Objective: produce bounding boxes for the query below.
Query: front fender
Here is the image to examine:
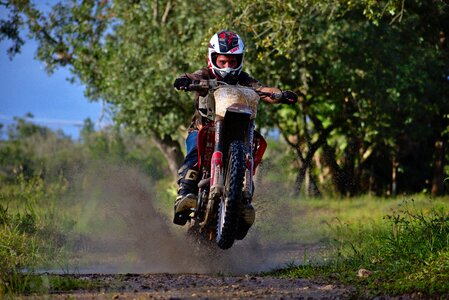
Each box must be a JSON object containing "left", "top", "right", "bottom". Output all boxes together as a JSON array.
[
  {"left": 226, "top": 103, "right": 253, "bottom": 117},
  {"left": 224, "top": 105, "right": 252, "bottom": 142}
]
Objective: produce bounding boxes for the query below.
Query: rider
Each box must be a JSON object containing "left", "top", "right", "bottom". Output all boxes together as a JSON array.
[{"left": 173, "top": 30, "right": 297, "bottom": 226}]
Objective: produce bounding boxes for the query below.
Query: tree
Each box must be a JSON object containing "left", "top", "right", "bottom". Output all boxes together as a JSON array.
[
  {"left": 3, "top": 0, "right": 448, "bottom": 195},
  {"left": 1, "top": 0, "right": 231, "bottom": 179},
  {"left": 229, "top": 0, "right": 449, "bottom": 195}
]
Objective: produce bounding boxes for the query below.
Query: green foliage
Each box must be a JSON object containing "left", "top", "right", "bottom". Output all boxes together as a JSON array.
[
  {"left": 3, "top": 0, "right": 230, "bottom": 137},
  {"left": 0, "top": 118, "right": 172, "bottom": 294},
  {"left": 0, "top": 116, "right": 78, "bottom": 182},
  {"left": 0, "top": 172, "right": 72, "bottom": 295},
  {"left": 273, "top": 198, "right": 449, "bottom": 297},
  {"left": 1, "top": 0, "right": 448, "bottom": 194},
  {"left": 9, "top": 274, "right": 101, "bottom": 294},
  {"left": 0, "top": 0, "right": 24, "bottom": 58},
  {"left": 0, "top": 224, "right": 40, "bottom": 294},
  {"left": 383, "top": 201, "right": 449, "bottom": 262},
  {"left": 2, "top": 273, "right": 101, "bottom": 295},
  {"left": 0, "top": 118, "right": 169, "bottom": 183},
  {"left": 229, "top": 0, "right": 449, "bottom": 196},
  {"left": 336, "top": 200, "right": 449, "bottom": 296}
]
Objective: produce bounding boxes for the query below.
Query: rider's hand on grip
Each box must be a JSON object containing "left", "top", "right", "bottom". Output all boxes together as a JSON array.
[
  {"left": 280, "top": 90, "right": 298, "bottom": 105},
  {"left": 174, "top": 77, "right": 192, "bottom": 90}
]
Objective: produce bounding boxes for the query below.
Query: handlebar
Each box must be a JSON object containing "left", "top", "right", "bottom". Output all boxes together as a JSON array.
[
  {"left": 258, "top": 91, "right": 283, "bottom": 101},
  {"left": 183, "top": 79, "right": 223, "bottom": 92},
  {"left": 183, "top": 80, "right": 283, "bottom": 101},
  {"left": 185, "top": 83, "right": 208, "bottom": 92}
]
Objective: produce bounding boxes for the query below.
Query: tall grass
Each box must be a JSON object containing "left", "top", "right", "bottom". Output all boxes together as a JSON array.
[
  {"left": 272, "top": 197, "right": 449, "bottom": 297},
  {"left": 0, "top": 173, "right": 73, "bottom": 295},
  {"left": 0, "top": 208, "right": 40, "bottom": 294}
]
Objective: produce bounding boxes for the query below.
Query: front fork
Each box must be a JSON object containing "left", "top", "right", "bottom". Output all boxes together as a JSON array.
[
  {"left": 209, "top": 119, "right": 254, "bottom": 202},
  {"left": 210, "top": 119, "right": 225, "bottom": 199},
  {"left": 200, "top": 120, "right": 224, "bottom": 228},
  {"left": 243, "top": 120, "right": 255, "bottom": 202}
]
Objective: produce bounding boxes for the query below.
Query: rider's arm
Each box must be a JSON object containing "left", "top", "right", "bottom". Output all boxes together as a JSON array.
[
  {"left": 258, "top": 87, "right": 299, "bottom": 105},
  {"left": 239, "top": 73, "right": 281, "bottom": 104},
  {"left": 257, "top": 87, "right": 283, "bottom": 104},
  {"left": 174, "top": 68, "right": 210, "bottom": 96},
  {"left": 177, "top": 68, "right": 209, "bottom": 82},
  {"left": 240, "top": 72, "right": 290, "bottom": 104}
]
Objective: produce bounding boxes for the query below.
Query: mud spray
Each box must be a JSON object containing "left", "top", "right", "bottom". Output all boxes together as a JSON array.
[{"left": 64, "top": 162, "right": 320, "bottom": 275}]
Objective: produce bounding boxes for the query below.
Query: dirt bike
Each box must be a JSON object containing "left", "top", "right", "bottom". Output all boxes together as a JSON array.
[{"left": 181, "top": 79, "right": 283, "bottom": 250}]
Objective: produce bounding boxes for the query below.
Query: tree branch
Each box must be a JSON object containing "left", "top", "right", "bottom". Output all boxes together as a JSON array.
[
  {"left": 161, "top": 0, "right": 172, "bottom": 24},
  {"left": 153, "top": 0, "right": 159, "bottom": 24}
]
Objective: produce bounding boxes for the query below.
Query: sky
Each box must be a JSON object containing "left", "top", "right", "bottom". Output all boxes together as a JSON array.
[
  {"left": 0, "top": 4, "right": 105, "bottom": 140},
  {"left": 0, "top": 39, "right": 105, "bottom": 140}
]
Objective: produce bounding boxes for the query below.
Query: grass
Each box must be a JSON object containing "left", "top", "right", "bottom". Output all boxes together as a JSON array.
[
  {"left": 29, "top": 275, "right": 101, "bottom": 294},
  {"left": 155, "top": 177, "right": 449, "bottom": 298},
  {"left": 254, "top": 193, "right": 406, "bottom": 244},
  {"left": 267, "top": 196, "right": 449, "bottom": 298},
  {"left": 172, "top": 173, "right": 449, "bottom": 296},
  {"left": 0, "top": 174, "right": 76, "bottom": 296},
  {"left": 2, "top": 167, "right": 449, "bottom": 298}
]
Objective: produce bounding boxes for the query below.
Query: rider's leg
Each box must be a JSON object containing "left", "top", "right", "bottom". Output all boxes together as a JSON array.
[
  {"left": 241, "top": 131, "right": 265, "bottom": 228},
  {"left": 173, "top": 130, "right": 200, "bottom": 225}
]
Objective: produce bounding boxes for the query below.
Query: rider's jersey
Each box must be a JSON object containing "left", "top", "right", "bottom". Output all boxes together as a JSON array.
[{"left": 180, "top": 67, "right": 262, "bottom": 130}]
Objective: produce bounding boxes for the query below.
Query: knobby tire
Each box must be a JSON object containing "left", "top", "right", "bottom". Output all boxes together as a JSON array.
[{"left": 216, "top": 140, "right": 245, "bottom": 249}]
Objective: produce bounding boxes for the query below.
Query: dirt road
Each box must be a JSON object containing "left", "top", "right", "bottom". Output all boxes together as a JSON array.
[
  {"left": 41, "top": 273, "right": 355, "bottom": 299},
  {"left": 34, "top": 242, "right": 356, "bottom": 299},
  {"left": 41, "top": 167, "right": 356, "bottom": 298}
]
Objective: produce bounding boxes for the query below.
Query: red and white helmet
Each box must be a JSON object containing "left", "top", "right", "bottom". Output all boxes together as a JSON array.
[{"left": 208, "top": 30, "right": 245, "bottom": 81}]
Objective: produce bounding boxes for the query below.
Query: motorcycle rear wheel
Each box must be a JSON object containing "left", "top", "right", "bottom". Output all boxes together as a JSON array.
[{"left": 216, "top": 140, "right": 245, "bottom": 249}]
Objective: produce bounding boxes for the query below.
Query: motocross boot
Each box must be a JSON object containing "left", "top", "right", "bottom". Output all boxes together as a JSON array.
[
  {"left": 236, "top": 201, "right": 256, "bottom": 240},
  {"left": 241, "top": 203, "right": 256, "bottom": 226},
  {"left": 173, "top": 167, "right": 199, "bottom": 226}
]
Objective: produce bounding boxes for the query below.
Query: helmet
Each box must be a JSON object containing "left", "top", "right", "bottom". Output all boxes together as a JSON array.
[{"left": 208, "top": 30, "right": 245, "bottom": 82}]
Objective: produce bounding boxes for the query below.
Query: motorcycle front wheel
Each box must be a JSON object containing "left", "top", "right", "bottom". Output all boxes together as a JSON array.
[{"left": 216, "top": 140, "right": 246, "bottom": 249}]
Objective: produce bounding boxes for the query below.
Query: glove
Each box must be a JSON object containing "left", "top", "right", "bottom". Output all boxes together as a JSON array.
[
  {"left": 280, "top": 90, "right": 298, "bottom": 105},
  {"left": 173, "top": 77, "right": 192, "bottom": 90}
]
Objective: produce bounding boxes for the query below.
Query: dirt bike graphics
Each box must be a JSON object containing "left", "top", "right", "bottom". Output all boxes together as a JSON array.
[{"left": 186, "top": 81, "right": 272, "bottom": 249}]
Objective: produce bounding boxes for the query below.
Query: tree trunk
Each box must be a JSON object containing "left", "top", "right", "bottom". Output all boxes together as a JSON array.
[
  {"left": 431, "top": 139, "right": 445, "bottom": 196},
  {"left": 306, "top": 167, "right": 321, "bottom": 197},
  {"left": 293, "top": 145, "right": 322, "bottom": 197},
  {"left": 294, "top": 160, "right": 322, "bottom": 198},
  {"left": 392, "top": 156, "right": 398, "bottom": 196},
  {"left": 342, "top": 137, "right": 358, "bottom": 196},
  {"left": 322, "top": 143, "right": 348, "bottom": 196},
  {"left": 293, "top": 161, "right": 307, "bottom": 196},
  {"left": 152, "top": 134, "right": 184, "bottom": 181}
]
